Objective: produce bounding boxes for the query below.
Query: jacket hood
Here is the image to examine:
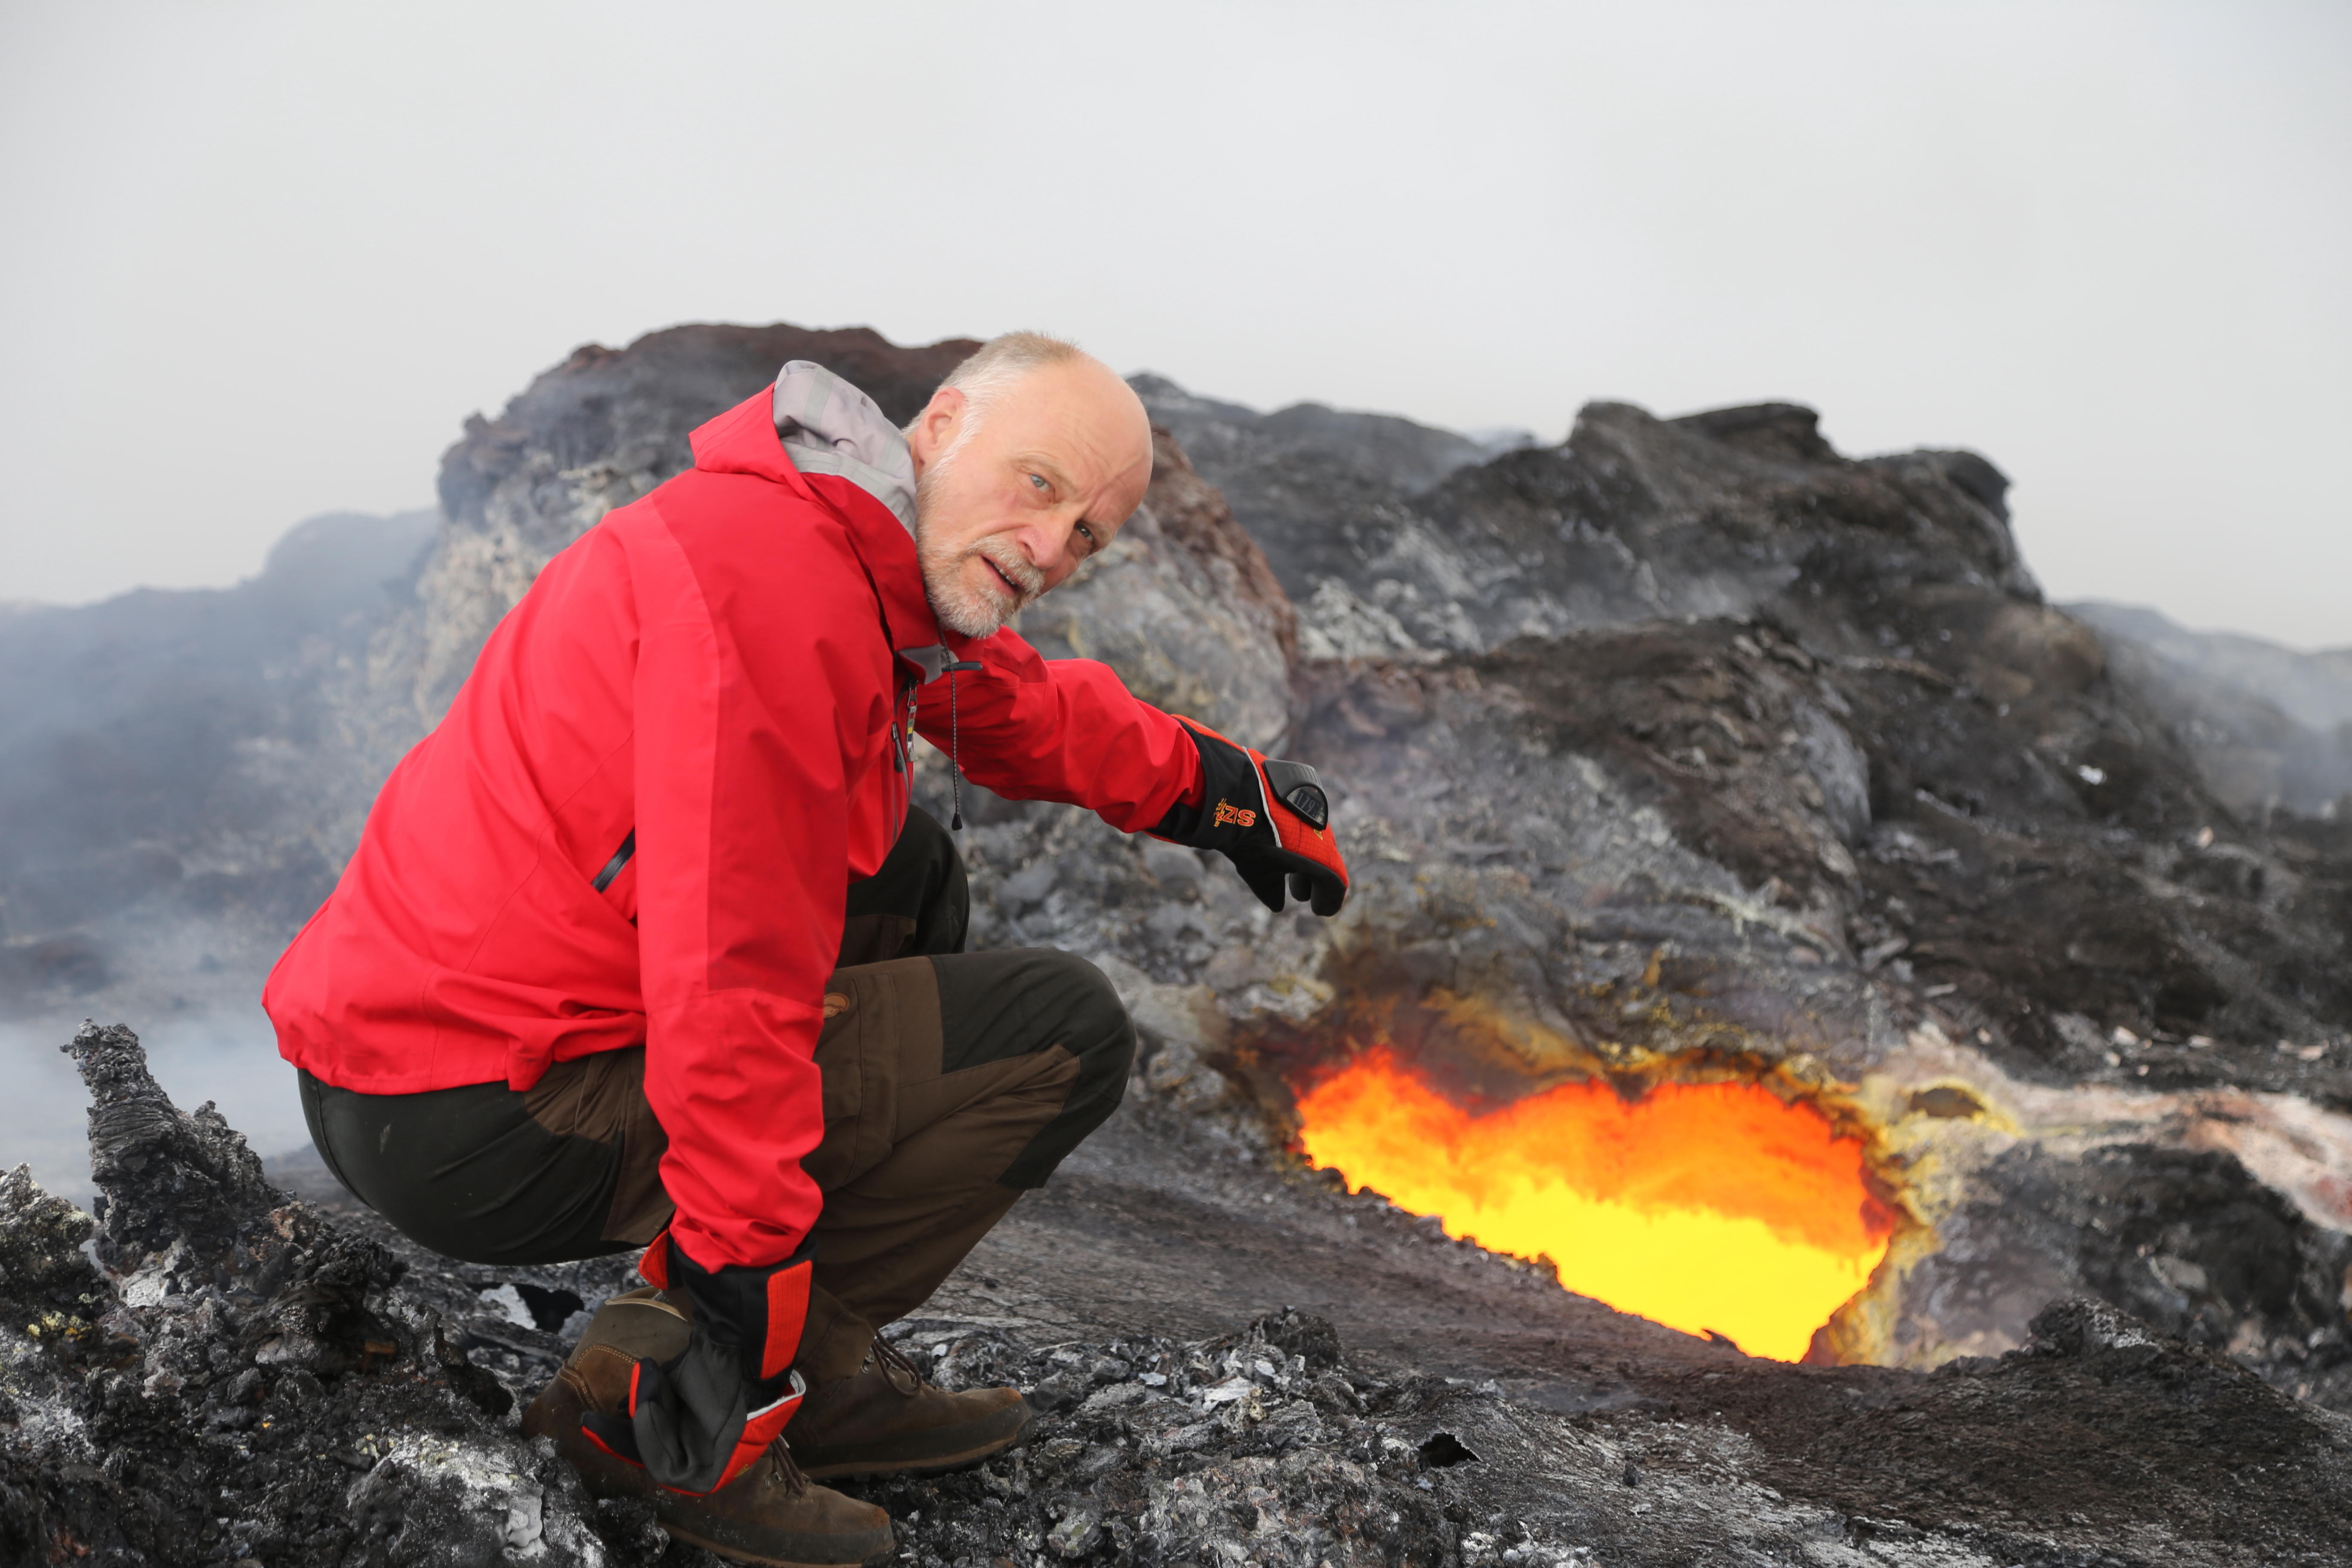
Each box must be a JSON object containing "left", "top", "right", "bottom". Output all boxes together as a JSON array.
[
  {"left": 686, "top": 365, "right": 945, "bottom": 660},
  {"left": 770, "top": 361, "right": 919, "bottom": 536}
]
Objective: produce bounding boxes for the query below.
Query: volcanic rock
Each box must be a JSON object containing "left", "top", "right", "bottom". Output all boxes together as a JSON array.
[
  {"left": 0, "top": 1024, "right": 613, "bottom": 1565},
  {"left": 12, "top": 1025, "right": 2352, "bottom": 1566},
  {"left": 2069, "top": 599, "right": 2352, "bottom": 816},
  {"left": 1108, "top": 377, "right": 2352, "bottom": 1388}
]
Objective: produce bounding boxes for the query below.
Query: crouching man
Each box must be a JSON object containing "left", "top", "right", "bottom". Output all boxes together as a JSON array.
[{"left": 263, "top": 333, "right": 1349, "bottom": 1567}]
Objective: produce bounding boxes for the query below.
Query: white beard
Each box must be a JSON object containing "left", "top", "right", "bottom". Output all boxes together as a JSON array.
[{"left": 915, "top": 465, "right": 1046, "bottom": 638}]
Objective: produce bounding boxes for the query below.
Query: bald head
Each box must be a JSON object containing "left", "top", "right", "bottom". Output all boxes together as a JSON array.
[{"left": 905, "top": 333, "right": 1155, "bottom": 638}]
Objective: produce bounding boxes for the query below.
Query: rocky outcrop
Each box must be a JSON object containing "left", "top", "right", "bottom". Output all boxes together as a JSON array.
[
  {"left": 2070, "top": 600, "right": 2352, "bottom": 817},
  {"left": 1136, "top": 388, "right": 2036, "bottom": 663},
  {"left": 2070, "top": 602, "right": 2352, "bottom": 734},
  {"left": 0, "top": 1025, "right": 621, "bottom": 1565}
]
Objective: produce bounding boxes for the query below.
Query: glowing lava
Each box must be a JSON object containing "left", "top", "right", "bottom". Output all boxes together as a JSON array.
[{"left": 1294, "top": 1049, "right": 1894, "bottom": 1361}]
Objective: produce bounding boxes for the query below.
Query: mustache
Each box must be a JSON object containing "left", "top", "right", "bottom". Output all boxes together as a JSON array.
[{"left": 972, "top": 536, "right": 1045, "bottom": 604}]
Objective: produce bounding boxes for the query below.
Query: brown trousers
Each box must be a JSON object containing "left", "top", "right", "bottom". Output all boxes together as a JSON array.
[{"left": 299, "top": 808, "right": 1134, "bottom": 1381}]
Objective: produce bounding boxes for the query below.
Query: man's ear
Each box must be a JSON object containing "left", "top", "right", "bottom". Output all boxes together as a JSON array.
[{"left": 906, "top": 386, "right": 967, "bottom": 475}]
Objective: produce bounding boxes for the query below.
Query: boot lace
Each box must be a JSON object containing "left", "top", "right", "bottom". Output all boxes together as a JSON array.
[
  {"left": 763, "top": 1434, "right": 812, "bottom": 1494},
  {"left": 873, "top": 1337, "right": 927, "bottom": 1397}
]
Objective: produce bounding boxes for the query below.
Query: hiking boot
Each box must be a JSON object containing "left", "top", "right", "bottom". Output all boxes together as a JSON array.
[
  {"left": 785, "top": 1338, "right": 1035, "bottom": 1480},
  {"left": 522, "top": 1288, "right": 894, "bottom": 1567}
]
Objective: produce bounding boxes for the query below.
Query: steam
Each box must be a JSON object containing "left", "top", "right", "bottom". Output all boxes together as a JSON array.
[{"left": 0, "top": 509, "right": 437, "bottom": 1202}]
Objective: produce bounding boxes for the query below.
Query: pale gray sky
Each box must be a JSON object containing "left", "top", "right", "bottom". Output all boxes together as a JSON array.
[{"left": 3, "top": 1, "right": 2347, "bottom": 643}]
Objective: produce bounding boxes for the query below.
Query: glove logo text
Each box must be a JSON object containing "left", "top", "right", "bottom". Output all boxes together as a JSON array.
[{"left": 1213, "top": 799, "right": 1258, "bottom": 829}]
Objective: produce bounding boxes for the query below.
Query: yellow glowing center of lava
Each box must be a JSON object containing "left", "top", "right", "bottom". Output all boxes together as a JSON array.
[{"left": 1294, "top": 1049, "right": 1893, "bottom": 1362}]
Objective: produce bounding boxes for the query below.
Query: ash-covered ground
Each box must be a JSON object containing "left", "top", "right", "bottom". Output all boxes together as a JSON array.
[{"left": 7, "top": 1021, "right": 2352, "bottom": 1568}]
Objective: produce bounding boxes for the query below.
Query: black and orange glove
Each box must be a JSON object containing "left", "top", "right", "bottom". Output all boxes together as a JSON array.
[
  {"left": 581, "top": 1230, "right": 814, "bottom": 1495},
  {"left": 1153, "top": 715, "right": 1349, "bottom": 916}
]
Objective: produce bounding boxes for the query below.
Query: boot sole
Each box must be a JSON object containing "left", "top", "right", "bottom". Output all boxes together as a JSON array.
[
  {"left": 659, "top": 1521, "right": 895, "bottom": 1568},
  {"left": 794, "top": 1407, "right": 1037, "bottom": 1481}
]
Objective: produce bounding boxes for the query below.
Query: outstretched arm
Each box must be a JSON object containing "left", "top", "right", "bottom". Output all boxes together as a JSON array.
[
  {"left": 912, "top": 629, "right": 1349, "bottom": 915},
  {"left": 910, "top": 627, "right": 1203, "bottom": 832}
]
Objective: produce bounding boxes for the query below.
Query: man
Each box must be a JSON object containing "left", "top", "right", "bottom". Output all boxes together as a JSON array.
[{"left": 265, "top": 332, "right": 1350, "bottom": 1566}]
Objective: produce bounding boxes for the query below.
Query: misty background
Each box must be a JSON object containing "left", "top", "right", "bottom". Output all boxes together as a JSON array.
[
  {"left": 6, "top": 1, "right": 2350, "bottom": 643},
  {"left": 1, "top": 0, "right": 2348, "bottom": 1196}
]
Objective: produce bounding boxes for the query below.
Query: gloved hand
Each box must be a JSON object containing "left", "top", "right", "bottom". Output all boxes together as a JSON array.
[
  {"left": 581, "top": 1230, "right": 815, "bottom": 1494},
  {"left": 1152, "top": 715, "right": 1349, "bottom": 916}
]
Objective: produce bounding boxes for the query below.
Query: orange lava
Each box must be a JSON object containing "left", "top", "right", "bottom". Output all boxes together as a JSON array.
[{"left": 1294, "top": 1048, "right": 1894, "bottom": 1361}]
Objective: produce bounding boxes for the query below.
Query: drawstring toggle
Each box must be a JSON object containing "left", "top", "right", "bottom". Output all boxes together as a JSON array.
[{"left": 944, "top": 661, "right": 983, "bottom": 829}]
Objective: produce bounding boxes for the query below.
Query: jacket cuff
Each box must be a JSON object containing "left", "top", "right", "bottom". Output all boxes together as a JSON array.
[{"left": 1152, "top": 721, "right": 1270, "bottom": 849}]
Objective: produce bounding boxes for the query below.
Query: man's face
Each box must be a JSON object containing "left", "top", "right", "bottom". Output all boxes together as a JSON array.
[{"left": 908, "top": 358, "right": 1155, "bottom": 639}]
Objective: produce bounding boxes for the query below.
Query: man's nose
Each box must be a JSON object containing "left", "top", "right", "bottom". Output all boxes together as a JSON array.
[{"left": 1023, "top": 515, "right": 1078, "bottom": 573}]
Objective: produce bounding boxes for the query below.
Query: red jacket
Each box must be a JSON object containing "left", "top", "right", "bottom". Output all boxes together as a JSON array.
[{"left": 266, "top": 388, "right": 1204, "bottom": 1270}]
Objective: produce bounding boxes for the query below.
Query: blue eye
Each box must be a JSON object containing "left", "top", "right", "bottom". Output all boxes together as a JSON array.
[{"left": 1028, "top": 473, "right": 1049, "bottom": 491}]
